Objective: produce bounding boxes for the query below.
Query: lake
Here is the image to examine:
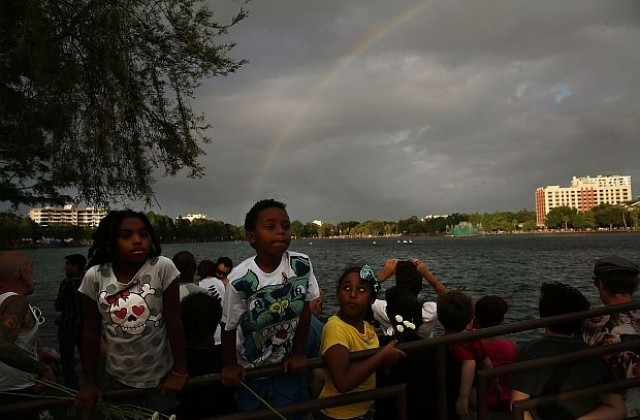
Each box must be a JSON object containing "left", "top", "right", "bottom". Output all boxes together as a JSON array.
[{"left": 23, "top": 232, "right": 640, "bottom": 350}]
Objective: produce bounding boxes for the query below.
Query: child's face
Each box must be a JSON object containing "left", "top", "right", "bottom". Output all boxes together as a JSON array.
[
  {"left": 337, "top": 272, "right": 373, "bottom": 320},
  {"left": 115, "top": 217, "right": 151, "bottom": 265},
  {"left": 247, "top": 207, "right": 291, "bottom": 259}
]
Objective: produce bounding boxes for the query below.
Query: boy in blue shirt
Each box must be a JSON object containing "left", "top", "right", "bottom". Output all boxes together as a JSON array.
[{"left": 221, "top": 199, "right": 320, "bottom": 415}]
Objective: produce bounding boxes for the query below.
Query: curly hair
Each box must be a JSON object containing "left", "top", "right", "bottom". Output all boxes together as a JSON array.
[{"left": 87, "top": 210, "right": 161, "bottom": 268}]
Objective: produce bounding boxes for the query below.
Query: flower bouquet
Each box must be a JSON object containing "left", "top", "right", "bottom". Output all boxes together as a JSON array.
[{"left": 393, "top": 314, "right": 417, "bottom": 342}]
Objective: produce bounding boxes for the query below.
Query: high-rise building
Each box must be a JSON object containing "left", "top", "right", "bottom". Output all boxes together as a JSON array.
[
  {"left": 28, "top": 205, "right": 107, "bottom": 227},
  {"left": 535, "top": 175, "right": 633, "bottom": 226}
]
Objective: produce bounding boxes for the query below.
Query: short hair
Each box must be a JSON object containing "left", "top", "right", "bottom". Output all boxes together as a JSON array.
[
  {"left": 385, "top": 286, "right": 423, "bottom": 329},
  {"left": 180, "top": 293, "right": 222, "bottom": 343},
  {"left": 216, "top": 256, "right": 233, "bottom": 270},
  {"left": 65, "top": 254, "right": 87, "bottom": 271},
  {"left": 539, "top": 282, "right": 590, "bottom": 335},
  {"left": 594, "top": 256, "right": 639, "bottom": 295},
  {"left": 395, "top": 261, "right": 422, "bottom": 296},
  {"left": 197, "top": 259, "right": 216, "bottom": 279},
  {"left": 437, "top": 290, "right": 473, "bottom": 332},
  {"left": 172, "top": 251, "right": 196, "bottom": 283},
  {"left": 244, "top": 199, "right": 287, "bottom": 232},
  {"left": 474, "top": 295, "right": 509, "bottom": 328}
]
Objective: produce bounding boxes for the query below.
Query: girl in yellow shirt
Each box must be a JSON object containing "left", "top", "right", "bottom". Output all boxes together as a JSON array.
[{"left": 319, "top": 265, "right": 405, "bottom": 420}]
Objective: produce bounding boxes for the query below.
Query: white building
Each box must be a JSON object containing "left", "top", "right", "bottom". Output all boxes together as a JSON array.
[
  {"left": 176, "top": 213, "right": 210, "bottom": 222},
  {"left": 535, "top": 175, "right": 633, "bottom": 226},
  {"left": 422, "top": 214, "right": 448, "bottom": 220},
  {"left": 28, "top": 205, "right": 108, "bottom": 227}
]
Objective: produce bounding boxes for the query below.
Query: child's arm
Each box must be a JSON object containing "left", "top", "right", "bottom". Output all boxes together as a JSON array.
[
  {"left": 284, "top": 301, "right": 311, "bottom": 374},
  {"left": 412, "top": 258, "right": 447, "bottom": 295},
  {"left": 577, "top": 392, "right": 626, "bottom": 420},
  {"left": 324, "top": 340, "right": 405, "bottom": 393},
  {"left": 456, "top": 359, "right": 476, "bottom": 416},
  {"left": 221, "top": 324, "right": 245, "bottom": 386},
  {"left": 377, "top": 259, "right": 398, "bottom": 283},
  {"left": 75, "top": 295, "right": 103, "bottom": 410},
  {"left": 160, "top": 277, "right": 189, "bottom": 394},
  {"left": 511, "top": 389, "right": 534, "bottom": 420},
  {"left": 478, "top": 355, "right": 503, "bottom": 401}
]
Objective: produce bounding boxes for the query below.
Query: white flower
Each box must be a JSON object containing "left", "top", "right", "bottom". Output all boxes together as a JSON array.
[
  {"left": 151, "top": 412, "right": 160, "bottom": 420},
  {"left": 396, "top": 324, "right": 405, "bottom": 333},
  {"left": 403, "top": 320, "right": 416, "bottom": 330},
  {"left": 394, "top": 315, "right": 403, "bottom": 323}
]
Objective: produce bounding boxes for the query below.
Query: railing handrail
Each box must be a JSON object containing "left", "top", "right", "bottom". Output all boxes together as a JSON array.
[
  {"left": 2, "top": 300, "right": 639, "bottom": 418},
  {"left": 511, "top": 377, "right": 640, "bottom": 420},
  {"left": 476, "top": 338, "right": 640, "bottom": 420}
]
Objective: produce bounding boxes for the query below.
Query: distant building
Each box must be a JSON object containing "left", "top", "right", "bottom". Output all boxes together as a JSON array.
[
  {"left": 176, "top": 213, "right": 210, "bottom": 222},
  {"left": 535, "top": 175, "right": 633, "bottom": 226},
  {"left": 28, "top": 205, "right": 107, "bottom": 227},
  {"left": 312, "top": 220, "right": 323, "bottom": 226},
  {"left": 422, "top": 214, "right": 448, "bottom": 220}
]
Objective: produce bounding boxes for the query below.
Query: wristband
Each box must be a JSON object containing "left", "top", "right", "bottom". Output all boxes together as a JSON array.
[{"left": 171, "top": 370, "right": 189, "bottom": 378}]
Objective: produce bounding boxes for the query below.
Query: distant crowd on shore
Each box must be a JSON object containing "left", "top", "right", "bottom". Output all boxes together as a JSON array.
[{"left": 1, "top": 199, "right": 639, "bottom": 420}]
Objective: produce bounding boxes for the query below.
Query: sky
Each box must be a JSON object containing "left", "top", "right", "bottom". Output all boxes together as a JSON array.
[{"left": 37, "top": 0, "right": 640, "bottom": 225}]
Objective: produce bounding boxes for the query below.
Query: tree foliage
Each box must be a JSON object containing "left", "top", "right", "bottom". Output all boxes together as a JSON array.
[
  {"left": 545, "top": 206, "right": 578, "bottom": 229},
  {"left": 1, "top": 0, "right": 247, "bottom": 207}
]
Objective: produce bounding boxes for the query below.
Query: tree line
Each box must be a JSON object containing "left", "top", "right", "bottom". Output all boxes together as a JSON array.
[{"left": 2, "top": 204, "right": 637, "bottom": 247}]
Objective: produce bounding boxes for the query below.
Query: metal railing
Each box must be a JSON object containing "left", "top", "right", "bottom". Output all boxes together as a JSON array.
[{"left": 2, "top": 300, "right": 639, "bottom": 419}]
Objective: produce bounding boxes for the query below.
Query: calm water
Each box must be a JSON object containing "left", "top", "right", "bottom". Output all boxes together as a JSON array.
[{"left": 24, "top": 232, "right": 640, "bottom": 349}]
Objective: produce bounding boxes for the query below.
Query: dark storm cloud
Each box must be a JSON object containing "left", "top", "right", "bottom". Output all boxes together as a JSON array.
[{"left": 146, "top": 0, "right": 640, "bottom": 225}]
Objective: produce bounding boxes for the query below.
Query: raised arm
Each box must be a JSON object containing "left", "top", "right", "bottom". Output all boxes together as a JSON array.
[
  {"left": 411, "top": 258, "right": 447, "bottom": 295},
  {"left": 377, "top": 259, "right": 398, "bottom": 283}
]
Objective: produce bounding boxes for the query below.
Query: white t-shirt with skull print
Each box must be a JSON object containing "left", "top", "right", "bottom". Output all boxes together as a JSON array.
[{"left": 78, "top": 256, "right": 180, "bottom": 388}]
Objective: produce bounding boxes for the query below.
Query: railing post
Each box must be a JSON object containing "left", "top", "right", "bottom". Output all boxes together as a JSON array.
[
  {"left": 436, "top": 342, "right": 447, "bottom": 420},
  {"left": 395, "top": 382, "right": 407, "bottom": 420},
  {"left": 476, "top": 370, "right": 488, "bottom": 420},
  {"left": 512, "top": 401, "right": 526, "bottom": 420}
]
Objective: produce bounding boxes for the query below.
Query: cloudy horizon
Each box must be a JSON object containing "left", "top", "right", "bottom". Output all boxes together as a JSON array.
[{"left": 9, "top": 0, "right": 640, "bottom": 226}]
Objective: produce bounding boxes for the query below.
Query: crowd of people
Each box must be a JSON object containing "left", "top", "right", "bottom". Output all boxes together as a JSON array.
[{"left": 0, "top": 198, "right": 639, "bottom": 420}]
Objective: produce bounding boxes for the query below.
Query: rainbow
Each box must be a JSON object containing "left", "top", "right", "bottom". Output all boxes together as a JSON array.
[{"left": 248, "top": 0, "right": 438, "bottom": 197}]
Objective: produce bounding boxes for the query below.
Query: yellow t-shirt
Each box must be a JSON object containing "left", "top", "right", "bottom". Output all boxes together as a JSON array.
[{"left": 319, "top": 315, "right": 379, "bottom": 419}]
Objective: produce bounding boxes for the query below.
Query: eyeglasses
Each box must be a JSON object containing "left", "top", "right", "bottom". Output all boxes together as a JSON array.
[
  {"left": 217, "top": 269, "right": 231, "bottom": 277},
  {"left": 360, "top": 265, "right": 381, "bottom": 293},
  {"left": 31, "top": 305, "right": 45, "bottom": 326}
]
